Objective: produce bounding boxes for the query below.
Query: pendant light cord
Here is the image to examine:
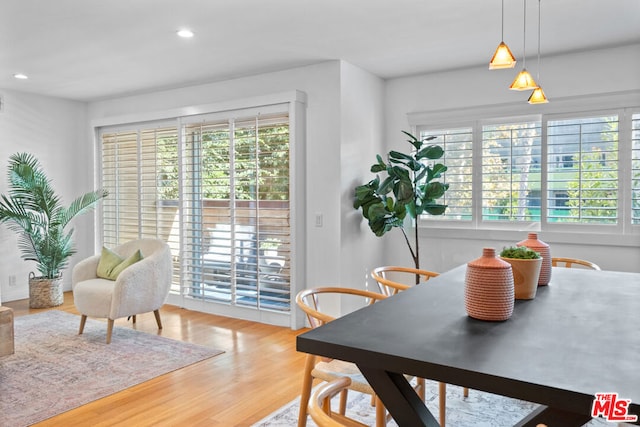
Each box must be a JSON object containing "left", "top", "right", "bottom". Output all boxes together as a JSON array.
[
  {"left": 536, "top": 0, "right": 541, "bottom": 81},
  {"left": 501, "top": 0, "right": 505, "bottom": 40},
  {"left": 522, "top": 0, "right": 527, "bottom": 69}
]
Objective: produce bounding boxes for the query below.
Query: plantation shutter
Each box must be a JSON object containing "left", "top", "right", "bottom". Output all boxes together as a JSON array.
[
  {"left": 101, "top": 125, "right": 181, "bottom": 290},
  {"left": 419, "top": 127, "right": 473, "bottom": 221},
  {"left": 632, "top": 113, "right": 640, "bottom": 225},
  {"left": 481, "top": 121, "right": 542, "bottom": 222},
  {"left": 181, "top": 112, "right": 291, "bottom": 312},
  {"left": 546, "top": 115, "right": 618, "bottom": 224}
]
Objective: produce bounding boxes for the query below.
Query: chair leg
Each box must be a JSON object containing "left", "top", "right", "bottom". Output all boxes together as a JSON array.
[
  {"left": 132, "top": 315, "right": 137, "bottom": 324},
  {"left": 153, "top": 309, "right": 163, "bottom": 329},
  {"left": 339, "top": 389, "right": 347, "bottom": 415},
  {"left": 78, "top": 315, "right": 87, "bottom": 335},
  {"left": 375, "top": 396, "right": 385, "bottom": 427},
  {"left": 106, "top": 319, "right": 114, "bottom": 344},
  {"left": 417, "top": 378, "right": 426, "bottom": 401},
  {"left": 439, "top": 382, "right": 446, "bottom": 427},
  {"left": 463, "top": 387, "right": 469, "bottom": 398},
  {"left": 297, "top": 354, "right": 316, "bottom": 427}
]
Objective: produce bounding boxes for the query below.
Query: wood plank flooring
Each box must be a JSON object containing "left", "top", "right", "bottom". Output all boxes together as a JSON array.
[{"left": 4, "top": 292, "right": 308, "bottom": 426}]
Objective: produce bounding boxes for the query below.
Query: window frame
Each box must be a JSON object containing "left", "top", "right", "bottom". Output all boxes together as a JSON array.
[
  {"left": 410, "top": 91, "right": 640, "bottom": 246},
  {"left": 92, "top": 90, "right": 307, "bottom": 329}
]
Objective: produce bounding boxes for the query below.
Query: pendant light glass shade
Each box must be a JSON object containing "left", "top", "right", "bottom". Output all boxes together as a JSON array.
[
  {"left": 489, "top": 42, "right": 517, "bottom": 69},
  {"left": 510, "top": 68, "right": 538, "bottom": 90},
  {"left": 528, "top": 87, "right": 548, "bottom": 103},
  {"left": 489, "top": 0, "right": 516, "bottom": 69}
]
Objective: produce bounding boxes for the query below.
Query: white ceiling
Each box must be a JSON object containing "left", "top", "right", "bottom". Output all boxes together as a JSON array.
[{"left": 1, "top": 0, "right": 639, "bottom": 102}]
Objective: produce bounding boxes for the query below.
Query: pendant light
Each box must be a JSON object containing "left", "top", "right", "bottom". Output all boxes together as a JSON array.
[
  {"left": 528, "top": 0, "right": 549, "bottom": 104},
  {"left": 489, "top": 0, "right": 516, "bottom": 69},
  {"left": 510, "top": 0, "right": 538, "bottom": 90}
]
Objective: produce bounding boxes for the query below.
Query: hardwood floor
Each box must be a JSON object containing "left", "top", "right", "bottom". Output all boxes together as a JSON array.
[{"left": 4, "top": 292, "right": 309, "bottom": 426}]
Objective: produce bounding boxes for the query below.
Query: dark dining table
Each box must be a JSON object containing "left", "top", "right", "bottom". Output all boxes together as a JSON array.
[{"left": 296, "top": 265, "right": 640, "bottom": 426}]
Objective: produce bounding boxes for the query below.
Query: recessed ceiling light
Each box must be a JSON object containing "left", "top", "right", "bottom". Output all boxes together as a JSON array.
[
  {"left": 13, "top": 73, "right": 28, "bottom": 80},
  {"left": 176, "top": 29, "right": 194, "bottom": 38}
]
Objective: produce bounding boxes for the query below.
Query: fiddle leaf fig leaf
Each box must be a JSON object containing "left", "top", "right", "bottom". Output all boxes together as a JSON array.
[
  {"left": 395, "top": 178, "right": 414, "bottom": 204},
  {"left": 423, "top": 204, "right": 448, "bottom": 216},
  {"left": 389, "top": 151, "right": 413, "bottom": 162},
  {"left": 370, "top": 155, "right": 387, "bottom": 173},
  {"left": 417, "top": 145, "right": 444, "bottom": 160},
  {"left": 377, "top": 176, "right": 395, "bottom": 195},
  {"left": 423, "top": 182, "right": 449, "bottom": 200},
  {"left": 402, "top": 130, "right": 421, "bottom": 150},
  {"left": 430, "top": 163, "right": 448, "bottom": 179}
]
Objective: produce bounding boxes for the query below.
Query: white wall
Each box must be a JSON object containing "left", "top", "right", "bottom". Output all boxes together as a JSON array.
[
  {"left": 338, "top": 61, "right": 385, "bottom": 314},
  {"left": 384, "top": 44, "right": 640, "bottom": 273},
  {"left": 0, "top": 89, "right": 90, "bottom": 302}
]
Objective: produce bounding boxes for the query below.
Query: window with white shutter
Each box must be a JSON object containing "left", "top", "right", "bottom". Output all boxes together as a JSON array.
[
  {"left": 99, "top": 112, "right": 291, "bottom": 315},
  {"left": 482, "top": 120, "right": 542, "bottom": 223},
  {"left": 418, "top": 127, "right": 473, "bottom": 221},
  {"left": 632, "top": 113, "right": 640, "bottom": 225},
  {"left": 547, "top": 115, "right": 618, "bottom": 224}
]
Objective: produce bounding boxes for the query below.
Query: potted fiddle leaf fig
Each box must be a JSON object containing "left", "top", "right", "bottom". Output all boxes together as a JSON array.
[
  {"left": 354, "top": 131, "right": 449, "bottom": 281},
  {"left": 500, "top": 246, "right": 542, "bottom": 300},
  {"left": 0, "top": 153, "right": 108, "bottom": 308}
]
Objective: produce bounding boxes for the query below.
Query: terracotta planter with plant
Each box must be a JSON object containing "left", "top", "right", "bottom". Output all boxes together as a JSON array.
[{"left": 499, "top": 246, "right": 542, "bottom": 300}]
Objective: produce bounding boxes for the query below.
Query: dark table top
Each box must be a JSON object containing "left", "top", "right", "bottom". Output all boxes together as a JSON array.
[{"left": 297, "top": 265, "right": 640, "bottom": 417}]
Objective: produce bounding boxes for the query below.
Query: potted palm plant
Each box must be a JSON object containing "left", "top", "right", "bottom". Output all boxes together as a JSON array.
[
  {"left": 353, "top": 131, "right": 449, "bottom": 282},
  {"left": 499, "top": 246, "right": 542, "bottom": 300},
  {"left": 0, "top": 153, "right": 108, "bottom": 308}
]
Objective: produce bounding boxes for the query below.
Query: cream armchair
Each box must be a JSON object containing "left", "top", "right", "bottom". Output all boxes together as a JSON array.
[{"left": 72, "top": 238, "right": 173, "bottom": 343}]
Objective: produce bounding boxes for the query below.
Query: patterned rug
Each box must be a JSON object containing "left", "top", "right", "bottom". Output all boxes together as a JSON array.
[
  {"left": 253, "top": 380, "right": 610, "bottom": 426},
  {"left": 0, "top": 310, "right": 223, "bottom": 426}
]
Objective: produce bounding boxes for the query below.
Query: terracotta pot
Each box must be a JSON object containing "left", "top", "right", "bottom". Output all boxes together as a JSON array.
[
  {"left": 464, "top": 248, "right": 514, "bottom": 321},
  {"left": 517, "top": 233, "right": 551, "bottom": 286},
  {"left": 500, "top": 257, "right": 542, "bottom": 300}
]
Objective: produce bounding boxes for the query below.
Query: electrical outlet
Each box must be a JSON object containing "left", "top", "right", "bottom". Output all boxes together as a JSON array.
[{"left": 8, "top": 275, "right": 16, "bottom": 287}]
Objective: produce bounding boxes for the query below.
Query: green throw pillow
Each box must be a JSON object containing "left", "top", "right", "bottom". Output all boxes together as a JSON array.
[{"left": 96, "top": 247, "right": 144, "bottom": 280}]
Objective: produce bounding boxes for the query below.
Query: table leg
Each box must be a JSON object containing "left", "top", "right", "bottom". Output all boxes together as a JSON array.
[
  {"left": 358, "top": 365, "right": 439, "bottom": 427},
  {"left": 514, "top": 405, "right": 593, "bottom": 427}
]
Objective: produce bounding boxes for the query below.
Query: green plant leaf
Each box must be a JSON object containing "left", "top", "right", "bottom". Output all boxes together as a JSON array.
[
  {"left": 377, "top": 176, "right": 395, "bottom": 195},
  {"left": 423, "top": 182, "right": 449, "bottom": 200},
  {"left": 430, "top": 163, "right": 448, "bottom": 179},
  {"left": 422, "top": 204, "right": 447, "bottom": 215},
  {"left": 416, "top": 145, "right": 444, "bottom": 160},
  {"left": 395, "top": 178, "right": 414, "bottom": 204},
  {"left": 401, "top": 130, "right": 421, "bottom": 150},
  {"left": 389, "top": 151, "right": 413, "bottom": 161}
]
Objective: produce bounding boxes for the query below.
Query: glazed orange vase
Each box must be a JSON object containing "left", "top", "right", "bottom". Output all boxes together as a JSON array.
[
  {"left": 464, "top": 248, "right": 514, "bottom": 321},
  {"left": 517, "top": 232, "right": 551, "bottom": 286}
]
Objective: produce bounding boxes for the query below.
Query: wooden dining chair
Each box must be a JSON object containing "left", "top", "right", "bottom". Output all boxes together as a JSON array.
[
  {"left": 308, "top": 378, "right": 368, "bottom": 427},
  {"left": 551, "top": 257, "right": 601, "bottom": 270},
  {"left": 371, "top": 265, "right": 468, "bottom": 427},
  {"left": 296, "top": 286, "right": 412, "bottom": 427},
  {"left": 371, "top": 265, "right": 440, "bottom": 296}
]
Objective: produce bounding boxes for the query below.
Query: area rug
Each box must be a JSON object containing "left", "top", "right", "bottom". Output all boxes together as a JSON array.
[
  {"left": 253, "top": 380, "right": 609, "bottom": 427},
  {"left": 0, "top": 310, "right": 223, "bottom": 427}
]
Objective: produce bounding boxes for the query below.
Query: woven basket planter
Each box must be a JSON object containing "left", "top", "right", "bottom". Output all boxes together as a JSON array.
[{"left": 29, "top": 273, "right": 63, "bottom": 308}]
